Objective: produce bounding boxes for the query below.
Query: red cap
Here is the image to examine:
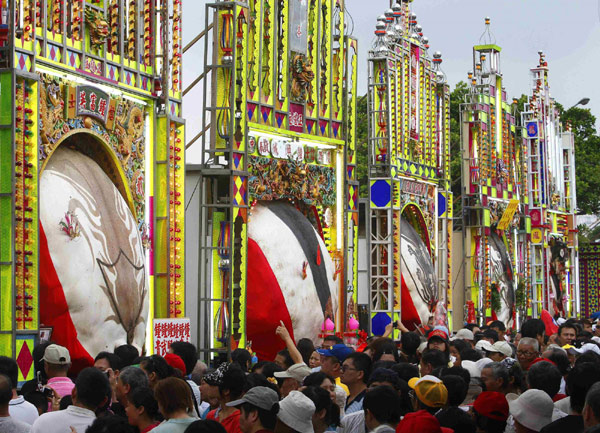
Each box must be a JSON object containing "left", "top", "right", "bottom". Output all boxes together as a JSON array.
[
  {"left": 531, "top": 357, "right": 556, "bottom": 367},
  {"left": 428, "top": 329, "right": 448, "bottom": 341},
  {"left": 473, "top": 391, "right": 509, "bottom": 421},
  {"left": 164, "top": 353, "right": 186, "bottom": 374},
  {"left": 396, "top": 410, "right": 453, "bottom": 433}
]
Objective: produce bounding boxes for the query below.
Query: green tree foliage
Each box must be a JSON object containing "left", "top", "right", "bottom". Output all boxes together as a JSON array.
[
  {"left": 559, "top": 106, "right": 600, "bottom": 215},
  {"left": 355, "top": 94, "right": 369, "bottom": 197},
  {"left": 449, "top": 81, "right": 469, "bottom": 218}
]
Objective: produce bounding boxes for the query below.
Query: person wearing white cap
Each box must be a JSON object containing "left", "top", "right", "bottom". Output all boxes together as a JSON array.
[
  {"left": 452, "top": 329, "right": 475, "bottom": 347},
  {"left": 41, "top": 344, "right": 74, "bottom": 403},
  {"left": 507, "top": 389, "right": 554, "bottom": 432},
  {"left": 275, "top": 390, "right": 315, "bottom": 433},
  {"left": 475, "top": 340, "right": 512, "bottom": 362},
  {"left": 274, "top": 363, "right": 312, "bottom": 398}
]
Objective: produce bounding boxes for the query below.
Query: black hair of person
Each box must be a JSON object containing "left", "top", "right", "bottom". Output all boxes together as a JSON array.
[
  {"left": 441, "top": 375, "right": 468, "bottom": 406},
  {"left": 482, "top": 329, "right": 499, "bottom": 343},
  {"left": 567, "top": 362, "right": 600, "bottom": 413},
  {"left": 363, "top": 385, "right": 402, "bottom": 426},
  {"left": 94, "top": 352, "right": 123, "bottom": 371},
  {"left": 114, "top": 345, "right": 139, "bottom": 368},
  {"left": 489, "top": 321, "right": 506, "bottom": 332},
  {"left": 344, "top": 352, "right": 372, "bottom": 384},
  {"left": 303, "top": 371, "right": 336, "bottom": 388},
  {"left": 460, "top": 348, "right": 483, "bottom": 362},
  {"left": 297, "top": 338, "right": 315, "bottom": 366},
  {"left": 75, "top": 367, "right": 111, "bottom": 409},
  {"left": 276, "top": 349, "right": 294, "bottom": 370},
  {"left": 302, "top": 386, "right": 340, "bottom": 427},
  {"left": 390, "top": 363, "right": 419, "bottom": 384},
  {"left": 219, "top": 363, "right": 246, "bottom": 401},
  {"left": 421, "top": 349, "right": 447, "bottom": 370},
  {"left": 86, "top": 415, "right": 136, "bottom": 433},
  {"left": 231, "top": 349, "right": 253, "bottom": 372},
  {"left": 527, "top": 361, "right": 561, "bottom": 398},
  {"left": 520, "top": 319, "right": 545, "bottom": 339},
  {"left": 170, "top": 341, "right": 199, "bottom": 376},
  {"left": 439, "top": 366, "right": 471, "bottom": 385},
  {"left": 373, "top": 339, "right": 401, "bottom": 363},
  {"left": 129, "top": 386, "right": 159, "bottom": 420},
  {"left": 543, "top": 348, "right": 571, "bottom": 376},
  {"left": 367, "top": 368, "right": 402, "bottom": 391},
  {"left": 183, "top": 420, "right": 228, "bottom": 433},
  {"left": 140, "top": 355, "right": 174, "bottom": 380}
]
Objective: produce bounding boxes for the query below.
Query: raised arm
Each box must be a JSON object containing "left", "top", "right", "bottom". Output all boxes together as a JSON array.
[{"left": 276, "top": 320, "right": 303, "bottom": 365}]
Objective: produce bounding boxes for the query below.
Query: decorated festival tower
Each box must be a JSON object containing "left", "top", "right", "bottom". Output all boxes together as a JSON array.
[
  {"left": 367, "top": 2, "right": 452, "bottom": 336},
  {"left": 0, "top": 0, "right": 184, "bottom": 377},
  {"left": 521, "top": 52, "right": 578, "bottom": 317},
  {"left": 193, "top": 0, "right": 358, "bottom": 361},
  {"left": 460, "top": 19, "right": 528, "bottom": 326}
]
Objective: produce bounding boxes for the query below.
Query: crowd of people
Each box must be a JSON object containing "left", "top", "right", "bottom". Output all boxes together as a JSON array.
[{"left": 2, "top": 317, "right": 600, "bottom": 433}]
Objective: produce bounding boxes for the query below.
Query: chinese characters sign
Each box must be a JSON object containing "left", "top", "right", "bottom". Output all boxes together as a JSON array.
[
  {"left": 76, "top": 85, "right": 111, "bottom": 124},
  {"left": 153, "top": 318, "right": 191, "bottom": 356}
]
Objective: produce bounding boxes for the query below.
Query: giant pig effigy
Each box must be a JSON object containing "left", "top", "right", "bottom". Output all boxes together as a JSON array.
[
  {"left": 0, "top": 0, "right": 184, "bottom": 376},
  {"left": 195, "top": 0, "right": 359, "bottom": 361},
  {"left": 366, "top": 2, "right": 452, "bottom": 335}
]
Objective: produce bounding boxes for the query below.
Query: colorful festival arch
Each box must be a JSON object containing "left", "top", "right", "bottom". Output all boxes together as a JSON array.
[
  {"left": 367, "top": 2, "right": 452, "bottom": 335},
  {"left": 0, "top": 0, "right": 184, "bottom": 381}
]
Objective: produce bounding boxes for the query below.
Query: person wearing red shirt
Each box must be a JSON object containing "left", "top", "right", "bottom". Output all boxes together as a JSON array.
[{"left": 206, "top": 364, "right": 246, "bottom": 433}]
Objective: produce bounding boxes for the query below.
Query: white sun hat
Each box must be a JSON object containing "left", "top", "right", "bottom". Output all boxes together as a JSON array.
[
  {"left": 507, "top": 389, "right": 553, "bottom": 432},
  {"left": 277, "top": 390, "right": 316, "bottom": 433}
]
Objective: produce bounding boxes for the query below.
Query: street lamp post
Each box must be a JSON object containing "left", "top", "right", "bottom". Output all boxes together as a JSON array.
[{"left": 569, "top": 97, "right": 590, "bottom": 110}]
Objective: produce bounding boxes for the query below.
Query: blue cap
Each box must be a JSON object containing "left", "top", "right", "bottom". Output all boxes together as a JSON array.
[{"left": 316, "top": 344, "right": 353, "bottom": 362}]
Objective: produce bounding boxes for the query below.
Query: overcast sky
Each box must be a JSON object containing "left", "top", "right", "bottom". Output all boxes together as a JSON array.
[{"left": 183, "top": 0, "right": 600, "bottom": 163}]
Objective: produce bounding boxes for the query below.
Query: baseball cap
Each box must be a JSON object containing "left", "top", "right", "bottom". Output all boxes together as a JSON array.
[
  {"left": 507, "top": 389, "right": 553, "bottom": 432},
  {"left": 572, "top": 343, "right": 600, "bottom": 355},
  {"left": 316, "top": 344, "right": 353, "bottom": 363},
  {"left": 490, "top": 341, "right": 513, "bottom": 357},
  {"left": 396, "top": 409, "right": 454, "bottom": 433},
  {"left": 227, "top": 386, "right": 279, "bottom": 411},
  {"left": 204, "top": 362, "right": 229, "bottom": 386},
  {"left": 42, "top": 344, "right": 71, "bottom": 365},
  {"left": 475, "top": 339, "right": 494, "bottom": 352},
  {"left": 274, "top": 363, "right": 312, "bottom": 382},
  {"left": 474, "top": 391, "right": 509, "bottom": 421},
  {"left": 428, "top": 329, "right": 448, "bottom": 341},
  {"left": 475, "top": 357, "right": 494, "bottom": 371},
  {"left": 277, "top": 390, "right": 315, "bottom": 433},
  {"left": 407, "top": 375, "right": 448, "bottom": 408},
  {"left": 461, "top": 360, "right": 481, "bottom": 378},
  {"left": 452, "top": 329, "right": 474, "bottom": 341},
  {"left": 164, "top": 353, "right": 186, "bottom": 374}
]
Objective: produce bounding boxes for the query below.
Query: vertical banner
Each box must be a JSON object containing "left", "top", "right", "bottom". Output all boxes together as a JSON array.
[
  {"left": 410, "top": 44, "right": 420, "bottom": 142},
  {"left": 289, "top": 0, "right": 308, "bottom": 54}
]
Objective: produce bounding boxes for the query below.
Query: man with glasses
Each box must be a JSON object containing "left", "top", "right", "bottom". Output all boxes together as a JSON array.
[
  {"left": 516, "top": 337, "right": 540, "bottom": 372},
  {"left": 341, "top": 353, "right": 372, "bottom": 414}
]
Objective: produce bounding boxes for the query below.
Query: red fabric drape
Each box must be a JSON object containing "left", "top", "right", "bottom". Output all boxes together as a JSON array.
[
  {"left": 246, "top": 238, "right": 294, "bottom": 362},
  {"left": 400, "top": 274, "right": 422, "bottom": 330},
  {"left": 39, "top": 223, "right": 93, "bottom": 373}
]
